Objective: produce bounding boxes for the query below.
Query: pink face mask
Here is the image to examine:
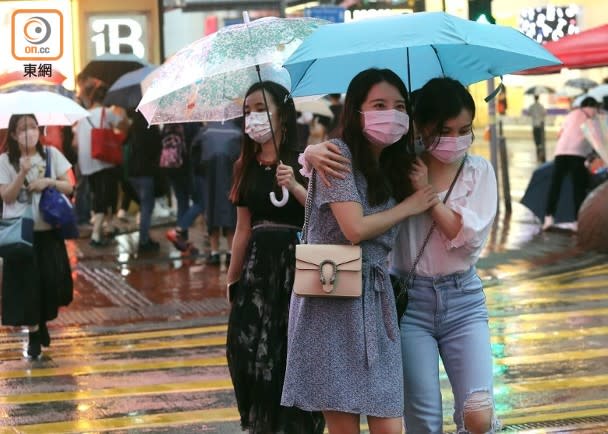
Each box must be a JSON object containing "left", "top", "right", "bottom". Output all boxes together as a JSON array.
[
  {"left": 362, "top": 109, "right": 409, "bottom": 148},
  {"left": 430, "top": 133, "right": 472, "bottom": 164}
]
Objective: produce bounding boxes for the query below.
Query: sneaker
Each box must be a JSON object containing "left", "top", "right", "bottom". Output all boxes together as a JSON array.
[
  {"left": 542, "top": 215, "right": 554, "bottom": 231},
  {"left": 166, "top": 229, "right": 190, "bottom": 252},
  {"left": 27, "top": 330, "right": 42, "bottom": 358},
  {"left": 138, "top": 239, "right": 161, "bottom": 252},
  {"left": 206, "top": 252, "right": 220, "bottom": 265}
]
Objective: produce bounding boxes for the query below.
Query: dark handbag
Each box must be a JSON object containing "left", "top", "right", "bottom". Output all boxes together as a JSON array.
[
  {"left": 89, "top": 108, "right": 125, "bottom": 165},
  {"left": 393, "top": 156, "right": 468, "bottom": 324},
  {"left": 0, "top": 209, "right": 34, "bottom": 257},
  {"left": 39, "top": 149, "right": 79, "bottom": 239}
]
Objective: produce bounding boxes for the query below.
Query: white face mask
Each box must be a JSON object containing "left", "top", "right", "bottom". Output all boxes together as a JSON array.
[
  {"left": 16, "top": 128, "right": 40, "bottom": 148},
  {"left": 245, "top": 111, "right": 274, "bottom": 144},
  {"left": 362, "top": 109, "right": 409, "bottom": 148},
  {"left": 430, "top": 133, "right": 472, "bottom": 164}
]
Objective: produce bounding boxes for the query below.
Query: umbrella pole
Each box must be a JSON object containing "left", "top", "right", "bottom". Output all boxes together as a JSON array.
[{"left": 244, "top": 11, "right": 288, "bottom": 207}]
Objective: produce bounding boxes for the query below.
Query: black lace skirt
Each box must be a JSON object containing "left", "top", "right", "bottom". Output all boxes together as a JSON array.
[
  {"left": 1, "top": 229, "right": 73, "bottom": 326},
  {"left": 226, "top": 225, "right": 325, "bottom": 434}
]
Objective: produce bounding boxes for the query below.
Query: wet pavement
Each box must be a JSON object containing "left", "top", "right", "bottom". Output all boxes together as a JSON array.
[{"left": 1, "top": 134, "right": 608, "bottom": 433}]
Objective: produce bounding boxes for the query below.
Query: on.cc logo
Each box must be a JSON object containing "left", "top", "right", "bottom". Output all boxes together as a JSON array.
[{"left": 12, "top": 9, "right": 63, "bottom": 61}]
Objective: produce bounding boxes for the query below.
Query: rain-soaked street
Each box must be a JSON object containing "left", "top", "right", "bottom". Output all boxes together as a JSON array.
[{"left": 1, "top": 133, "right": 607, "bottom": 433}]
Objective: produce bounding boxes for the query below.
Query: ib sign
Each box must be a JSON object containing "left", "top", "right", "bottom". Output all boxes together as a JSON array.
[{"left": 11, "top": 9, "right": 63, "bottom": 61}]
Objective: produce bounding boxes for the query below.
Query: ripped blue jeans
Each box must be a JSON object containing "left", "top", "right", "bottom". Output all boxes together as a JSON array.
[{"left": 397, "top": 266, "right": 499, "bottom": 434}]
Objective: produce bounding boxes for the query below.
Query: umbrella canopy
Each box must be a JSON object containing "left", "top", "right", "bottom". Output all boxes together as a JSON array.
[
  {"left": 587, "top": 84, "right": 608, "bottom": 102},
  {"left": 564, "top": 78, "right": 598, "bottom": 91},
  {"left": 283, "top": 11, "right": 560, "bottom": 97},
  {"left": 521, "top": 161, "right": 577, "bottom": 224},
  {"left": 0, "top": 69, "right": 66, "bottom": 87},
  {"left": 138, "top": 16, "right": 328, "bottom": 124},
  {"left": 0, "top": 91, "right": 89, "bottom": 128},
  {"left": 104, "top": 65, "right": 156, "bottom": 109},
  {"left": 518, "top": 24, "right": 608, "bottom": 75},
  {"left": 295, "top": 98, "right": 334, "bottom": 118},
  {"left": 524, "top": 85, "right": 555, "bottom": 96},
  {"left": 81, "top": 53, "right": 148, "bottom": 86},
  {"left": 0, "top": 82, "right": 75, "bottom": 98}
]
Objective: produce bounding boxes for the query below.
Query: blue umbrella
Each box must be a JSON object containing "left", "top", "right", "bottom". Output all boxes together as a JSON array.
[
  {"left": 104, "top": 65, "right": 157, "bottom": 109},
  {"left": 284, "top": 11, "right": 561, "bottom": 96}
]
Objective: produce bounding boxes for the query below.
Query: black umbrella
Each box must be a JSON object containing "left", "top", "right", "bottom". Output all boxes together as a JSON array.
[
  {"left": 524, "top": 85, "right": 555, "bottom": 95},
  {"left": 564, "top": 78, "right": 598, "bottom": 91},
  {"left": 520, "top": 161, "right": 577, "bottom": 223},
  {"left": 103, "top": 66, "right": 156, "bottom": 109},
  {"left": 81, "top": 53, "right": 148, "bottom": 86}
]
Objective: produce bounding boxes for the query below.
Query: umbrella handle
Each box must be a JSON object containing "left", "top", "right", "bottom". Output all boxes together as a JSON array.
[{"left": 269, "top": 186, "right": 289, "bottom": 208}]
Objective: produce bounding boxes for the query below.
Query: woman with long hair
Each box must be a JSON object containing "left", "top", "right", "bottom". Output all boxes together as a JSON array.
[
  {"left": 281, "top": 68, "right": 439, "bottom": 434},
  {"left": 0, "top": 114, "right": 74, "bottom": 358},
  {"left": 301, "top": 77, "right": 500, "bottom": 434},
  {"left": 225, "top": 81, "right": 324, "bottom": 434}
]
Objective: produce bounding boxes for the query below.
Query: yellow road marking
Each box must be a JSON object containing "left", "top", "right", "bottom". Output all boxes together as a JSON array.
[
  {"left": 5, "top": 405, "right": 608, "bottom": 434},
  {"left": 486, "top": 278, "right": 608, "bottom": 294},
  {"left": 497, "top": 348, "right": 608, "bottom": 366},
  {"left": 0, "top": 324, "right": 227, "bottom": 351},
  {"left": 0, "top": 379, "right": 233, "bottom": 405},
  {"left": 487, "top": 292, "right": 608, "bottom": 307},
  {"left": 4, "top": 373, "right": 608, "bottom": 405},
  {"left": 490, "top": 307, "right": 608, "bottom": 322},
  {"left": 492, "top": 326, "right": 608, "bottom": 343},
  {"left": 0, "top": 357, "right": 226, "bottom": 379}
]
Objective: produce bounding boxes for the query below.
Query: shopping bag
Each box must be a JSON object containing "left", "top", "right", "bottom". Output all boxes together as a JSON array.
[{"left": 90, "top": 108, "right": 125, "bottom": 165}]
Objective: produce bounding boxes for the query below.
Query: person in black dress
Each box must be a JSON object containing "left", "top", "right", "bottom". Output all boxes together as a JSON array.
[{"left": 225, "top": 81, "right": 324, "bottom": 434}]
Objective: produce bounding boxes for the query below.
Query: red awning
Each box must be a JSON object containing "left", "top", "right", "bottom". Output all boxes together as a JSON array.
[{"left": 518, "top": 24, "right": 608, "bottom": 75}]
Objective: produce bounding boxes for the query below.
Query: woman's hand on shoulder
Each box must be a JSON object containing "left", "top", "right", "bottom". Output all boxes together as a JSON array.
[
  {"left": 400, "top": 185, "right": 439, "bottom": 217},
  {"left": 409, "top": 157, "right": 429, "bottom": 191},
  {"left": 305, "top": 141, "right": 350, "bottom": 187}
]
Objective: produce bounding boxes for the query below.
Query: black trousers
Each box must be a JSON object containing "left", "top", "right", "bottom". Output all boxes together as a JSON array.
[
  {"left": 532, "top": 124, "right": 545, "bottom": 162},
  {"left": 545, "top": 155, "right": 589, "bottom": 217}
]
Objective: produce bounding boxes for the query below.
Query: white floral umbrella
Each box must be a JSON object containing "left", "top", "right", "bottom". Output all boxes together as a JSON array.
[
  {"left": 138, "top": 15, "right": 328, "bottom": 125},
  {"left": 0, "top": 90, "right": 89, "bottom": 128}
]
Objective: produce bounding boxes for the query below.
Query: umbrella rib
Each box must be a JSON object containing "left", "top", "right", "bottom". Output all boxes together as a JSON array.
[
  {"left": 290, "top": 59, "right": 318, "bottom": 96},
  {"left": 430, "top": 45, "right": 446, "bottom": 77}
]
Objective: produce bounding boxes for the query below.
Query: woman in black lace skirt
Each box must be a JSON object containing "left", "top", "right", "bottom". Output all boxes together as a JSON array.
[{"left": 226, "top": 81, "right": 324, "bottom": 434}]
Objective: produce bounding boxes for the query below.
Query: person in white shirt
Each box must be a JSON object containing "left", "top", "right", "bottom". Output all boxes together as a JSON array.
[
  {"left": 74, "top": 83, "right": 126, "bottom": 246},
  {"left": 0, "top": 114, "right": 74, "bottom": 358},
  {"left": 301, "top": 78, "right": 500, "bottom": 434},
  {"left": 528, "top": 95, "right": 547, "bottom": 162},
  {"left": 542, "top": 97, "right": 599, "bottom": 230}
]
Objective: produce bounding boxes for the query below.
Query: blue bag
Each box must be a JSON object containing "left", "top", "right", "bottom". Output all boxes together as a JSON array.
[
  {"left": 0, "top": 208, "right": 34, "bottom": 258},
  {"left": 39, "top": 148, "right": 79, "bottom": 239}
]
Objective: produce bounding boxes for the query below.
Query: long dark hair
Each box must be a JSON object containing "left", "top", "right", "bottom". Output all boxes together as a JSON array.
[
  {"left": 229, "top": 81, "right": 302, "bottom": 203},
  {"left": 413, "top": 77, "right": 476, "bottom": 147},
  {"left": 341, "top": 68, "right": 413, "bottom": 205},
  {"left": 4, "top": 114, "right": 45, "bottom": 172}
]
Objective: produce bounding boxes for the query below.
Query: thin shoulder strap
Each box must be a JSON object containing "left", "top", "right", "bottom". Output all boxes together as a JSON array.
[
  {"left": 405, "top": 155, "right": 468, "bottom": 280},
  {"left": 301, "top": 168, "right": 316, "bottom": 244}
]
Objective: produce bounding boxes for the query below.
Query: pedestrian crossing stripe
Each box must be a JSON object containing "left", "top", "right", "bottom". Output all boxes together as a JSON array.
[
  {"left": 4, "top": 404, "right": 608, "bottom": 434},
  {"left": 4, "top": 373, "right": 608, "bottom": 405}
]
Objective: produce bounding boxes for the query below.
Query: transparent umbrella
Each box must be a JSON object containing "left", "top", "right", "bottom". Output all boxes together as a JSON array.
[
  {"left": 138, "top": 15, "right": 328, "bottom": 124},
  {"left": 139, "top": 14, "right": 328, "bottom": 207}
]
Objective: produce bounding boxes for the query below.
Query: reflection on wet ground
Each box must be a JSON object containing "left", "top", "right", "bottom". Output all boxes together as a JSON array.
[{"left": 1, "top": 139, "right": 607, "bottom": 433}]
